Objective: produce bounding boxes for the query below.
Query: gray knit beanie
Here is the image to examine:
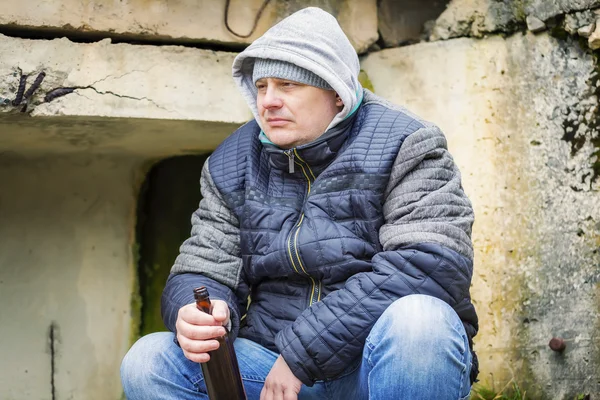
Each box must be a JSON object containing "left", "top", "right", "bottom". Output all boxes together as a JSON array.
[{"left": 252, "top": 58, "right": 332, "bottom": 90}]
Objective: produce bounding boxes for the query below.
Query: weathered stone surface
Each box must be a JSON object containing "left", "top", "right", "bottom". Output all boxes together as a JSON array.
[
  {"left": 564, "top": 10, "right": 595, "bottom": 34},
  {"left": 578, "top": 21, "right": 596, "bottom": 37},
  {"left": 378, "top": 0, "right": 449, "bottom": 46},
  {"left": 431, "top": 0, "right": 600, "bottom": 40},
  {"left": 526, "top": 15, "right": 546, "bottom": 32},
  {"left": 362, "top": 32, "right": 600, "bottom": 398},
  {"left": 0, "top": 0, "right": 378, "bottom": 53},
  {"left": 527, "top": 0, "right": 600, "bottom": 21},
  {"left": 430, "top": 0, "right": 518, "bottom": 40},
  {"left": 588, "top": 21, "right": 600, "bottom": 48}
]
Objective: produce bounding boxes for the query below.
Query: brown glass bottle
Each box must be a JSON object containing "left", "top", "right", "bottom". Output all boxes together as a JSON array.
[{"left": 193, "top": 287, "right": 247, "bottom": 400}]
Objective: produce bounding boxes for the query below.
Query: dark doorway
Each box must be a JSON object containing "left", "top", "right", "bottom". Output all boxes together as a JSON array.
[{"left": 136, "top": 154, "right": 210, "bottom": 336}]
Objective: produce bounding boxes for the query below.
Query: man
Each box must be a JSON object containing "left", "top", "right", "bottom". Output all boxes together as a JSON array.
[{"left": 121, "top": 7, "right": 478, "bottom": 400}]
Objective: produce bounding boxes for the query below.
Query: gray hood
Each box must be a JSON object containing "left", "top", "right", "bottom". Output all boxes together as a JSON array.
[{"left": 232, "top": 7, "right": 363, "bottom": 133}]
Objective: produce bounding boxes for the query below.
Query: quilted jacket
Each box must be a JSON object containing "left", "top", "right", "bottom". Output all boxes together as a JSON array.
[{"left": 161, "top": 91, "right": 479, "bottom": 385}]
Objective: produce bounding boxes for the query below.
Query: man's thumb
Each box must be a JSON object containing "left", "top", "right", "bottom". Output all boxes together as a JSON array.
[{"left": 212, "top": 301, "right": 229, "bottom": 322}]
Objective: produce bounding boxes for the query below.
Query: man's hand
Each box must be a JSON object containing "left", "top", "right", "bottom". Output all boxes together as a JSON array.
[
  {"left": 260, "top": 355, "right": 302, "bottom": 400},
  {"left": 175, "top": 300, "right": 230, "bottom": 363}
]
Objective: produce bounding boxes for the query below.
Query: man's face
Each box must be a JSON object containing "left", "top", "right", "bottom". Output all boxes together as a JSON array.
[{"left": 256, "top": 77, "right": 343, "bottom": 149}]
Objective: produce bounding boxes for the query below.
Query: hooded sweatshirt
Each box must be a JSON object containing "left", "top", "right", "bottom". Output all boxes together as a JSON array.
[{"left": 232, "top": 7, "right": 363, "bottom": 134}]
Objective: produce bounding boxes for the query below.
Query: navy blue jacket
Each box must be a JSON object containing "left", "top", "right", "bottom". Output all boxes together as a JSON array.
[{"left": 162, "top": 94, "right": 479, "bottom": 385}]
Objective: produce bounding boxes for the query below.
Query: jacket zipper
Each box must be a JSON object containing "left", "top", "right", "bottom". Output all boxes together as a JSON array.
[{"left": 285, "top": 149, "right": 320, "bottom": 306}]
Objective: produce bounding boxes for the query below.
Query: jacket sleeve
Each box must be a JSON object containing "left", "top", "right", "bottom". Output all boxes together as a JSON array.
[
  {"left": 274, "top": 124, "right": 476, "bottom": 385},
  {"left": 161, "top": 158, "right": 249, "bottom": 339}
]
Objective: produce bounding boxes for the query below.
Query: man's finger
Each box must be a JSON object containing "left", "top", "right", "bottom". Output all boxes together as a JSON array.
[
  {"left": 177, "top": 335, "right": 221, "bottom": 353},
  {"left": 181, "top": 349, "right": 210, "bottom": 363},
  {"left": 283, "top": 388, "right": 298, "bottom": 400},
  {"left": 260, "top": 386, "right": 271, "bottom": 400},
  {"left": 178, "top": 303, "right": 219, "bottom": 326},
  {"left": 177, "top": 321, "right": 226, "bottom": 341}
]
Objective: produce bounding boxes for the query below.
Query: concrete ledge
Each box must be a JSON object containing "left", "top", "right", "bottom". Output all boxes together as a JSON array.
[
  {"left": 0, "top": 114, "right": 241, "bottom": 157},
  {"left": 0, "top": 34, "right": 250, "bottom": 156},
  {"left": 0, "top": 35, "right": 251, "bottom": 122},
  {"left": 1, "top": 0, "right": 378, "bottom": 52}
]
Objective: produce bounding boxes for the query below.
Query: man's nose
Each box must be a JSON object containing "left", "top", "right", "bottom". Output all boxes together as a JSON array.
[{"left": 260, "top": 86, "right": 283, "bottom": 109}]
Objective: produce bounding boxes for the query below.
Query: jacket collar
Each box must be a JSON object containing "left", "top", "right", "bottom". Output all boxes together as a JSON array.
[{"left": 260, "top": 105, "right": 360, "bottom": 176}]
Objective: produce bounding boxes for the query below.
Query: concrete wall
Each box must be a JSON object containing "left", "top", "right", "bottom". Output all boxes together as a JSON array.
[
  {"left": 0, "top": 154, "right": 141, "bottom": 400},
  {"left": 362, "top": 32, "right": 600, "bottom": 398}
]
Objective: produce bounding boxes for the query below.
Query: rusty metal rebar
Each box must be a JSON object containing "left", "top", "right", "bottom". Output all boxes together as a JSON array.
[
  {"left": 549, "top": 337, "right": 566, "bottom": 352},
  {"left": 44, "top": 87, "right": 75, "bottom": 103},
  {"left": 12, "top": 74, "right": 28, "bottom": 106},
  {"left": 22, "top": 71, "right": 46, "bottom": 100}
]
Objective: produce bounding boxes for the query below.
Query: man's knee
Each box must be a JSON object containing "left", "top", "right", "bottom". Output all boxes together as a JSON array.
[
  {"left": 369, "top": 295, "right": 464, "bottom": 348},
  {"left": 363, "top": 297, "right": 472, "bottom": 398},
  {"left": 120, "top": 332, "right": 174, "bottom": 390}
]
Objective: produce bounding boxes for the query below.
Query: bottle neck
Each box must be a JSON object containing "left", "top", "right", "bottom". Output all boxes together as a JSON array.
[
  {"left": 194, "top": 287, "right": 212, "bottom": 314},
  {"left": 196, "top": 298, "right": 211, "bottom": 314}
]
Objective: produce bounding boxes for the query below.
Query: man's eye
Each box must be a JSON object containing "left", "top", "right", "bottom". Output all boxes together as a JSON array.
[
  {"left": 283, "top": 82, "right": 296, "bottom": 87},
  {"left": 256, "top": 84, "right": 266, "bottom": 90}
]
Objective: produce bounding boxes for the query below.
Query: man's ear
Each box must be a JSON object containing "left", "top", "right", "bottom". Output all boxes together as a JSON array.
[{"left": 335, "top": 93, "right": 343, "bottom": 107}]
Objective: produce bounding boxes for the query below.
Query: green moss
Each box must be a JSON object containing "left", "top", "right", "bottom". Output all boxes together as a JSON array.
[
  {"left": 513, "top": 288, "right": 542, "bottom": 397},
  {"left": 472, "top": 380, "right": 526, "bottom": 400},
  {"left": 592, "top": 136, "right": 600, "bottom": 183},
  {"left": 513, "top": 0, "right": 527, "bottom": 22},
  {"left": 552, "top": 34, "right": 600, "bottom": 186},
  {"left": 129, "top": 242, "right": 142, "bottom": 345},
  {"left": 491, "top": 242, "right": 542, "bottom": 397},
  {"left": 358, "top": 70, "right": 375, "bottom": 93},
  {"left": 550, "top": 25, "right": 569, "bottom": 41},
  {"left": 473, "top": 382, "right": 590, "bottom": 400},
  {"left": 589, "top": 61, "right": 600, "bottom": 184},
  {"left": 594, "top": 281, "right": 600, "bottom": 392}
]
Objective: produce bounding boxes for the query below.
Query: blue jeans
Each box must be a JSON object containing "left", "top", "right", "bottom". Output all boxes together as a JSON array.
[{"left": 121, "top": 295, "right": 472, "bottom": 399}]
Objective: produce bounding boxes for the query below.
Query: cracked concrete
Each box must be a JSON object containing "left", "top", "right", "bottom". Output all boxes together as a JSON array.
[{"left": 72, "top": 87, "right": 184, "bottom": 119}]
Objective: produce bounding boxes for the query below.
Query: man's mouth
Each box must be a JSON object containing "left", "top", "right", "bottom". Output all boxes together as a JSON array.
[{"left": 266, "top": 118, "right": 290, "bottom": 127}]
